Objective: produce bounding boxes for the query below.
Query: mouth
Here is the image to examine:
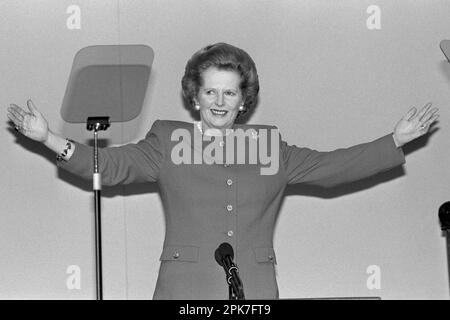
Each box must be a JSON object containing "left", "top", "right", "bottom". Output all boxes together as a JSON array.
[{"left": 210, "top": 108, "right": 229, "bottom": 117}]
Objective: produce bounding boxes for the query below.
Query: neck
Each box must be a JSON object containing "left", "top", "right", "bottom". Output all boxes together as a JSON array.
[{"left": 198, "top": 121, "right": 234, "bottom": 136}]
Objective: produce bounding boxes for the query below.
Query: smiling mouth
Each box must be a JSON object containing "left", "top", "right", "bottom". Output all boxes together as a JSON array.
[{"left": 210, "top": 109, "right": 228, "bottom": 116}]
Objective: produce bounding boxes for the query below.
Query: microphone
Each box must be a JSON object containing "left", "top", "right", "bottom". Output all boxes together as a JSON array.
[
  {"left": 214, "top": 242, "right": 245, "bottom": 300},
  {"left": 439, "top": 202, "right": 450, "bottom": 231}
]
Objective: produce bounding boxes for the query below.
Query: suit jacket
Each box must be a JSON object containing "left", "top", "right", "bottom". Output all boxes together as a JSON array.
[{"left": 57, "top": 120, "right": 405, "bottom": 299}]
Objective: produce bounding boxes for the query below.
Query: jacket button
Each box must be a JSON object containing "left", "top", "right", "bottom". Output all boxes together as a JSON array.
[
  {"left": 227, "top": 230, "right": 234, "bottom": 237},
  {"left": 268, "top": 255, "right": 274, "bottom": 261},
  {"left": 226, "top": 204, "right": 233, "bottom": 212},
  {"left": 173, "top": 252, "right": 180, "bottom": 259},
  {"left": 226, "top": 179, "right": 233, "bottom": 186}
]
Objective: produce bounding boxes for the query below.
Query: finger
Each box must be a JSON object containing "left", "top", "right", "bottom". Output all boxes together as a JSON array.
[
  {"left": 404, "top": 107, "right": 417, "bottom": 121},
  {"left": 8, "top": 105, "right": 25, "bottom": 122},
  {"left": 7, "top": 112, "right": 21, "bottom": 126},
  {"left": 9, "top": 103, "right": 25, "bottom": 113},
  {"left": 417, "top": 102, "right": 433, "bottom": 120},
  {"left": 7, "top": 116, "right": 25, "bottom": 134},
  {"left": 27, "top": 99, "right": 41, "bottom": 116},
  {"left": 429, "top": 114, "right": 439, "bottom": 125},
  {"left": 421, "top": 115, "right": 439, "bottom": 131},
  {"left": 420, "top": 108, "right": 439, "bottom": 123},
  {"left": 9, "top": 103, "right": 27, "bottom": 117}
]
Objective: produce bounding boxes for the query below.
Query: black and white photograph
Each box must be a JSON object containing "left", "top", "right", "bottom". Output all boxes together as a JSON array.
[{"left": 1, "top": 0, "right": 449, "bottom": 303}]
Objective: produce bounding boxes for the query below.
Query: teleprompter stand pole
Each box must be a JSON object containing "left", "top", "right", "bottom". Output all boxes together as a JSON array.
[{"left": 87, "top": 116, "right": 110, "bottom": 300}]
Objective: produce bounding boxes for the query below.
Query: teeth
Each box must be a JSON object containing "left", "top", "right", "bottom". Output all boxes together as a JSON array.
[{"left": 211, "top": 109, "right": 227, "bottom": 115}]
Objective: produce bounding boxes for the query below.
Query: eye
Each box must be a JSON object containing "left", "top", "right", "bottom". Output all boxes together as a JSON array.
[
  {"left": 225, "top": 91, "right": 236, "bottom": 96},
  {"left": 205, "top": 89, "right": 216, "bottom": 95}
]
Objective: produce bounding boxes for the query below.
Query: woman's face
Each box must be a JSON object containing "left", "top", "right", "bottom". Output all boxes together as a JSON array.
[{"left": 195, "top": 67, "right": 243, "bottom": 131}]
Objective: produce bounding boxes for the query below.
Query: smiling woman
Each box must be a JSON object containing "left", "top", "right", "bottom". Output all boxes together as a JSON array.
[
  {"left": 195, "top": 67, "right": 244, "bottom": 132},
  {"left": 181, "top": 42, "right": 260, "bottom": 131}
]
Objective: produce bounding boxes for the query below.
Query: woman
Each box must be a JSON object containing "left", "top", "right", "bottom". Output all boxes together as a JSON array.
[{"left": 6, "top": 43, "right": 439, "bottom": 299}]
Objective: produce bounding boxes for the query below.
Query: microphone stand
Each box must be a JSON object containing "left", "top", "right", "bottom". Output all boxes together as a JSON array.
[
  {"left": 87, "top": 116, "right": 110, "bottom": 300},
  {"left": 224, "top": 258, "right": 245, "bottom": 300}
]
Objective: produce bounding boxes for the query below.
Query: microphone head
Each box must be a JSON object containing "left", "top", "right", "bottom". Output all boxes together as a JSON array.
[
  {"left": 214, "top": 242, "right": 234, "bottom": 266},
  {"left": 439, "top": 201, "right": 450, "bottom": 230}
]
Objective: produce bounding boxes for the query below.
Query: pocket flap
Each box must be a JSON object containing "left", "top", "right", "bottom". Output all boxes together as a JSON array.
[
  {"left": 159, "top": 245, "right": 199, "bottom": 262},
  {"left": 253, "top": 247, "right": 277, "bottom": 264}
]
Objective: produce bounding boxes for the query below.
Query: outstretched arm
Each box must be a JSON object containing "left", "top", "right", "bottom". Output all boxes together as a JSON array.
[
  {"left": 282, "top": 103, "right": 439, "bottom": 187},
  {"left": 7, "top": 99, "right": 164, "bottom": 185}
]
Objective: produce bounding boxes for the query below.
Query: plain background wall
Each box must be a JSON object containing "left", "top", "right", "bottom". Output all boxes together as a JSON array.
[{"left": 1, "top": 0, "right": 449, "bottom": 299}]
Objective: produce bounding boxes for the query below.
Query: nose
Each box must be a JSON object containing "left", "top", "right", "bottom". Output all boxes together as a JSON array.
[{"left": 215, "top": 93, "right": 224, "bottom": 107}]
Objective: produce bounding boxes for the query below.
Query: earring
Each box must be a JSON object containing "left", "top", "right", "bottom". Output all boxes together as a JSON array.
[
  {"left": 194, "top": 104, "right": 200, "bottom": 111},
  {"left": 238, "top": 105, "right": 245, "bottom": 111}
]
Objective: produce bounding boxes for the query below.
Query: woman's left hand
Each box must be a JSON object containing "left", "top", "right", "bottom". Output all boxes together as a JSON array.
[{"left": 393, "top": 102, "right": 439, "bottom": 147}]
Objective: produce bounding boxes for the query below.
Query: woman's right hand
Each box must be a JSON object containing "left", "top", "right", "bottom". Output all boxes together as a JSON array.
[{"left": 7, "top": 99, "right": 50, "bottom": 143}]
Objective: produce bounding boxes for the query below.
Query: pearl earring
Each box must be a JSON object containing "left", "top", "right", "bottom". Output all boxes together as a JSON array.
[
  {"left": 194, "top": 104, "right": 200, "bottom": 111},
  {"left": 239, "top": 105, "right": 245, "bottom": 111}
]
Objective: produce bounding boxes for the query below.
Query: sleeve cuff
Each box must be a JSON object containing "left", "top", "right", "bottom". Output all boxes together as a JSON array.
[
  {"left": 56, "top": 141, "right": 94, "bottom": 179},
  {"left": 387, "top": 132, "right": 406, "bottom": 166}
]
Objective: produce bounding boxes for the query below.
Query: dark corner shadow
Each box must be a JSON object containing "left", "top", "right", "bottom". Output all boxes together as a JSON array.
[
  {"left": 283, "top": 122, "right": 439, "bottom": 199},
  {"left": 6, "top": 123, "right": 159, "bottom": 199},
  {"left": 180, "top": 91, "right": 259, "bottom": 124}
]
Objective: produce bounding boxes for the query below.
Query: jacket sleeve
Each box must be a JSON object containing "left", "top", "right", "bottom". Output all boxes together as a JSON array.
[
  {"left": 281, "top": 133, "right": 405, "bottom": 187},
  {"left": 56, "top": 119, "right": 164, "bottom": 185}
]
